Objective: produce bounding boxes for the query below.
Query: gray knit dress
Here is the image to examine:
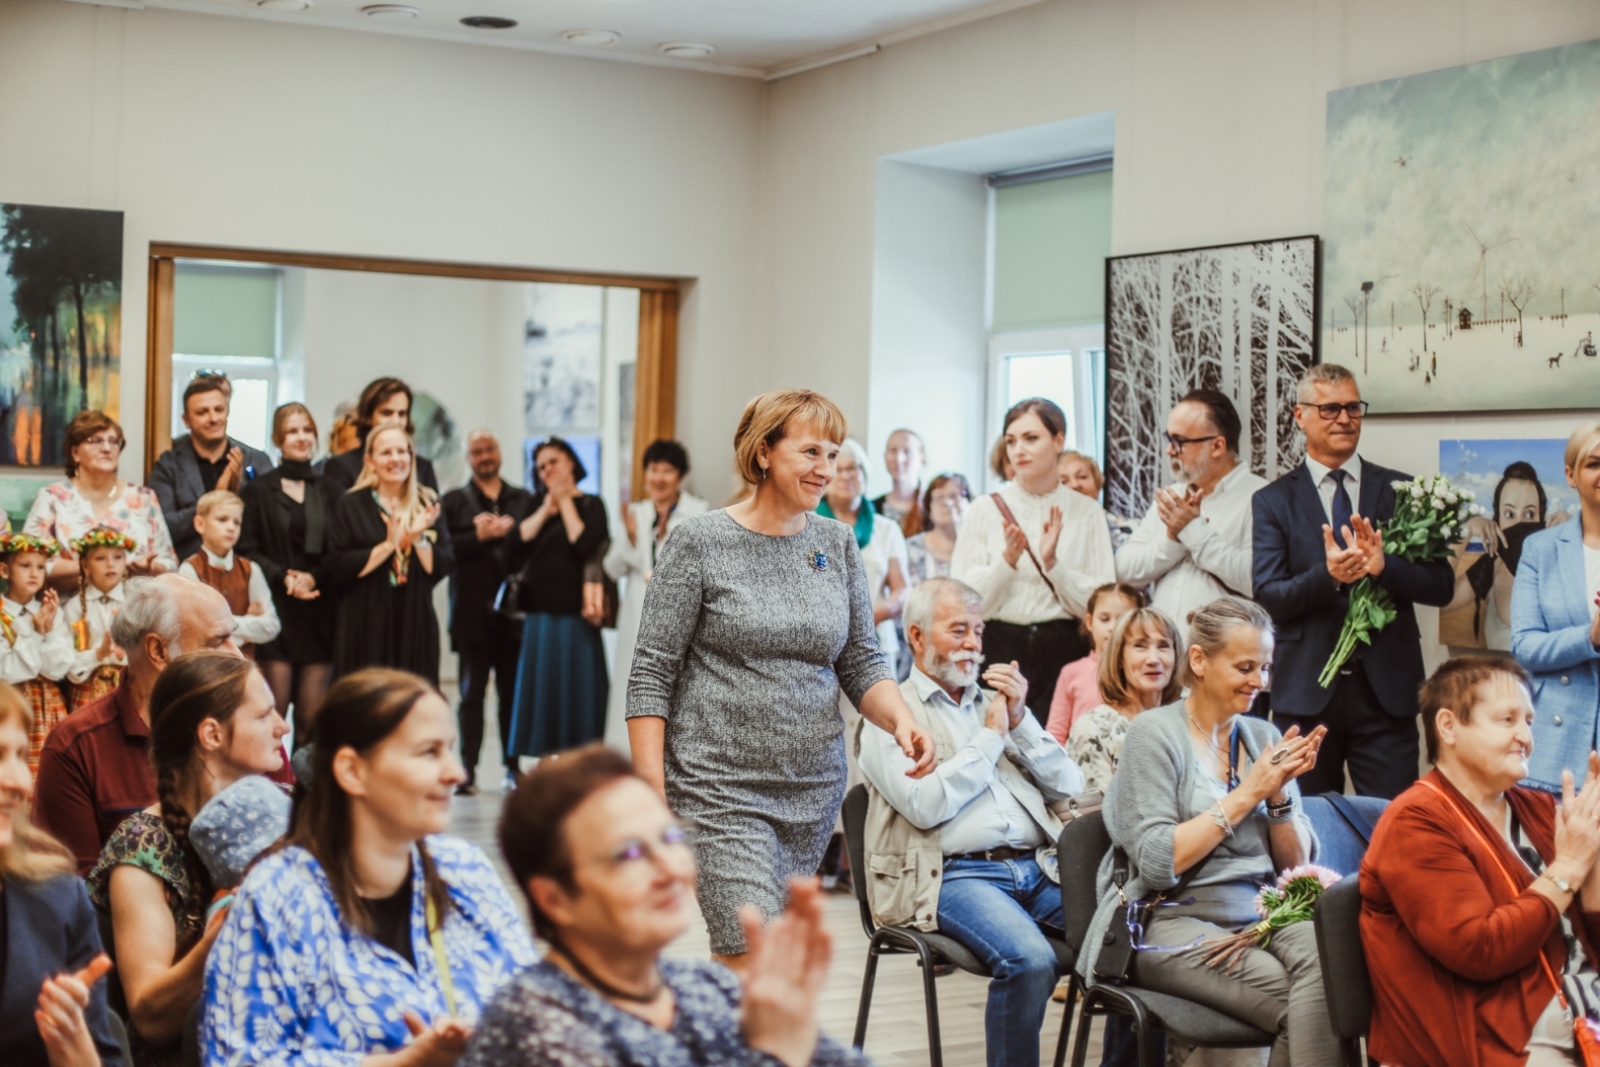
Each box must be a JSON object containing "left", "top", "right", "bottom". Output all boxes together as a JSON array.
[{"left": 627, "top": 509, "right": 892, "bottom": 954}]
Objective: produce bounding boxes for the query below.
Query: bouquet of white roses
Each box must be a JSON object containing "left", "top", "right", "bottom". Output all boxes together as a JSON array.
[{"left": 1317, "top": 473, "right": 1482, "bottom": 688}]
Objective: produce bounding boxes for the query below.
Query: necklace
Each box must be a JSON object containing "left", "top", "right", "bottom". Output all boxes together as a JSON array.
[
  {"left": 77, "top": 478, "right": 120, "bottom": 508},
  {"left": 546, "top": 941, "right": 666, "bottom": 1005},
  {"left": 1187, "top": 711, "right": 1234, "bottom": 783}
]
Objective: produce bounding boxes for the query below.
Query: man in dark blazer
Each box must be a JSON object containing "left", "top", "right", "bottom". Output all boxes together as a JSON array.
[
  {"left": 442, "top": 429, "right": 533, "bottom": 794},
  {"left": 1252, "top": 363, "right": 1453, "bottom": 798},
  {"left": 321, "top": 377, "right": 440, "bottom": 494},
  {"left": 149, "top": 374, "right": 274, "bottom": 561}
]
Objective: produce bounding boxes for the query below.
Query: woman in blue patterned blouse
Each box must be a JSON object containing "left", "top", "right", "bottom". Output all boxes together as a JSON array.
[
  {"left": 461, "top": 744, "right": 870, "bottom": 1067},
  {"left": 201, "top": 669, "right": 535, "bottom": 1067}
]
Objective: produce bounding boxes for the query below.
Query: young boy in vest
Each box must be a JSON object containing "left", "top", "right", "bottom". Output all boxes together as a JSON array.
[{"left": 178, "top": 490, "right": 281, "bottom": 658}]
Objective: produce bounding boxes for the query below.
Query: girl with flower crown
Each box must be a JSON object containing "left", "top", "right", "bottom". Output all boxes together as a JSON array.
[
  {"left": 61, "top": 526, "right": 136, "bottom": 709},
  {"left": 0, "top": 533, "right": 74, "bottom": 775}
]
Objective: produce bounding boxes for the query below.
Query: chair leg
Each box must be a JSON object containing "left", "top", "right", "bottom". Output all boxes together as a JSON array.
[
  {"left": 1124, "top": 995, "right": 1158, "bottom": 1067},
  {"left": 1068, "top": 987, "right": 1102, "bottom": 1067},
  {"left": 914, "top": 942, "right": 944, "bottom": 1067},
  {"left": 852, "top": 938, "right": 882, "bottom": 1049},
  {"left": 1052, "top": 974, "right": 1080, "bottom": 1067}
]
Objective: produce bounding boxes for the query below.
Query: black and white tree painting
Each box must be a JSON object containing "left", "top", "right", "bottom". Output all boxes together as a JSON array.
[{"left": 1104, "top": 236, "right": 1320, "bottom": 523}]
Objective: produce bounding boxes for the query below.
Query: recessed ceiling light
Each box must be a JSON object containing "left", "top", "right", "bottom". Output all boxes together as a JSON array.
[
  {"left": 461, "top": 16, "right": 517, "bottom": 29},
  {"left": 258, "top": 0, "right": 312, "bottom": 10},
  {"left": 362, "top": 4, "right": 418, "bottom": 17},
  {"left": 561, "top": 29, "right": 620, "bottom": 47},
  {"left": 658, "top": 42, "right": 714, "bottom": 59}
]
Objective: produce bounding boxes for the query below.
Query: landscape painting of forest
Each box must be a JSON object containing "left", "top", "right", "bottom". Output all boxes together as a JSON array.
[
  {"left": 0, "top": 203, "right": 122, "bottom": 467},
  {"left": 1324, "top": 39, "right": 1600, "bottom": 413},
  {"left": 1103, "top": 236, "right": 1318, "bottom": 524}
]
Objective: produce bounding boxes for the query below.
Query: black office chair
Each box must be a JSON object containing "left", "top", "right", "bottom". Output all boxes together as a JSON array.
[
  {"left": 841, "top": 783, "right": 1078, "bottom": 1067},
  {"left": 1056, "top": 812, "right": 1276, "bottom": 1067},
  {"left": 1313, "top": 876, "right": 1370, "bottom": 1067}
]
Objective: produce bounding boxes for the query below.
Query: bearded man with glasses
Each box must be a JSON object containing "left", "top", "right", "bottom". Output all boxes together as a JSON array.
[
  {"left": 1115, "top": 388, "right": 1266, "bottom": 642},
  {"left": 1251, "top": 363, "right": 1454, "bottom": 798}
]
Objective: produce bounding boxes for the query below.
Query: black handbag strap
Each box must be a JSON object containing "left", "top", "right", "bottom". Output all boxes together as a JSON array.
[{"left": 1321, "top": 791, "right": 1375, "bottom": 845}]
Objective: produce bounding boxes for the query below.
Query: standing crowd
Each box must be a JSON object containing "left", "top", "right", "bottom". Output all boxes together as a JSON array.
[{"left": 6, "top": 361, "right": 1600, "bottom": 1067}]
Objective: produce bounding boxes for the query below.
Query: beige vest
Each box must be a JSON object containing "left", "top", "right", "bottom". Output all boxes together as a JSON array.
[{"left": 855, "top": 677, "right": 1068, "bottom": 931}]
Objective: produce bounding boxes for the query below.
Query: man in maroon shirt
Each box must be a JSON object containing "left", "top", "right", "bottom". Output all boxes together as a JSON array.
[{"left": 35, "top": 573, "right": 252, "bottom": 872}]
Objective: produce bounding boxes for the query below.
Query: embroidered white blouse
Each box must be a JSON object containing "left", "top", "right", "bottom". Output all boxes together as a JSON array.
[
  {"left": 950, "top": 482, "right": 1116, "bottom": 623},
  {"left": 24, "top": 481, "right": 179, "bottom": 573},
  {"left": 0, "top": 595, "right": 73, "bottom": 683},
  {"left": 61, "top": 582, "right": 127, "bottom": 682}
]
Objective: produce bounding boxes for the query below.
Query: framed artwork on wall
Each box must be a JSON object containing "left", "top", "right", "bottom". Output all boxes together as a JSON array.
[
  {"left": 1324, "top": 38, "right": 1600, "bottom": 413},
  {"left": 1103, "top": 235, "right": 1319, "bottom": 524},
  {"left": 0, "top": 203, "right": 123, "bottom": 467}
]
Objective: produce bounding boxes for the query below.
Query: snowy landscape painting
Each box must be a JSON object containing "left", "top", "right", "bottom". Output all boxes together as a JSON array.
[
  {"left": 1324, "top": 39, "right": 1600, "bottom": 413},
  {"left": 1103, "top": 236, "right": 1318, "bottom": 524}
]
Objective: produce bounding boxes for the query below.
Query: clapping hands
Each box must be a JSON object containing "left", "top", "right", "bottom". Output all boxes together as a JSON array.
[
  {"left": 1156, "top": 484, "right": 1206, "bottom": 541},
  {"left": 36, "top": 954, "right": 112, "bottom": 1067},
  {"left": 739, "top": 878, "right": 831, "bottom": 1067},
  {"left": 398, "top": 1011, "right": 472, "bottom": 1067},
  {"left": 473, "top": 512, "right": 514, "bottom": 542},
  {"left": 33, "top": 589, "right": 59, "bottom": 634},
  {"left": 1323, "top": 515, "right": 1386, "bottom": 585},
  {"left": 1240, "top": 724, "right": 1328, "bottom": 805}
]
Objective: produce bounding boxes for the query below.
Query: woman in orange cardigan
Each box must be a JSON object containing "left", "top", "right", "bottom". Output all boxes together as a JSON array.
[{"left": 1361, "top": 656, "right": 1600, "bottom": 1067}]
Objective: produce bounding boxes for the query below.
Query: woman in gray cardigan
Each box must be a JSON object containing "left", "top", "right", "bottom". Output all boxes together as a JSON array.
[
  {"left": 627, "top": 389, "right": 935, "bottom": 965},
  {"left": 1081, "top": 596, "right": 1340, "bottom": 1067}
]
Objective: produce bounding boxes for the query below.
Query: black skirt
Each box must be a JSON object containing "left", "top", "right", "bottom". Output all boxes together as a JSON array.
[{"left": 982, "top": 618, "right": 1091, "bottom": 726}]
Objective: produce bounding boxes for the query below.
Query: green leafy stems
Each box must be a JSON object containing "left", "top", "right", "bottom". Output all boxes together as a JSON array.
[{"left": 1317, "top": 474, "right": 1482, "bottom": 689}]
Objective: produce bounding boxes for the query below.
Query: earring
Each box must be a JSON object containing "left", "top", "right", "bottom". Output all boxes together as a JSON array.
[{"left": 760, "top": 465, "right": 768, "bottom": 480}]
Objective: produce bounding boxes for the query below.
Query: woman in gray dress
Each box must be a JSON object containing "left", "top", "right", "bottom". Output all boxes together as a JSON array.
[{"left": 627, "top": 389, "right": 936, "bottom": 964}]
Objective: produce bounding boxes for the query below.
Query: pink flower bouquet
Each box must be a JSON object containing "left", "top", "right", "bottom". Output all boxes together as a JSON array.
[{"left": 1200, "top": 865, "right": 1344, "bottom": 972}]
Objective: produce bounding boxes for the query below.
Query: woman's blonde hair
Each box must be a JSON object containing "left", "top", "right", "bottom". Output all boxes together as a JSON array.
[
  {"left": 1179, "top": 596, "right": 1274, "bottom": 689},
  {"left": 1099, "top": 608, "right": 1183, "bottom": 710},
  {"left": 732, "top": 390, "right": 848, "bottom": 485},
  {"left": 0, "top": 684, "right": 75, "bottom": 883},
  {"left": 351, "top": 424, "right": 437, "bottom": 525},
  {"left": 1059, "top": 450, "right": 1105, "bottom": 492},
  {"left": 272, "top": 401, "right": 319, "bottom": 451},
  {"left": 1566, "top": 419, "right": 1600, "bottom": 474}
]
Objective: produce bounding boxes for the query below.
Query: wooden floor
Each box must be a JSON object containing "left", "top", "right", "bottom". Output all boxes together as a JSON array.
[{"left": 448, "top": 784, "right": 1106, "bottom": 1067}]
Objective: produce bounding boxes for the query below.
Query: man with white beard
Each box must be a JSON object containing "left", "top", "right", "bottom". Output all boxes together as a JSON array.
[{"left": 855, "top": 576, "right": 1085, "bottom": 1067}]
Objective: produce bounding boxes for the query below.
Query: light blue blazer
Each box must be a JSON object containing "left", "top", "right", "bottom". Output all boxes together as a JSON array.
[{"left": 1511, "top": 517, "right": 1600, "bottom": 792}]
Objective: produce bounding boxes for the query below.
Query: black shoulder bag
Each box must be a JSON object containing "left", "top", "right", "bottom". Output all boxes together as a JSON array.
[{"left": 1095, "top": 725, "right": 1238, "bottom": 983}]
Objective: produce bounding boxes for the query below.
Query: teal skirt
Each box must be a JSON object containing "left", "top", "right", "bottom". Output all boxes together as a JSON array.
[{"left": 507, "top": 613, "right": 609, "bottom": 758}]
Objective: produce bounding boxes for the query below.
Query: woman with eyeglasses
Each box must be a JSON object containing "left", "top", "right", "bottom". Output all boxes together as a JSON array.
[
  {"left": 1251, "top": 362, "right": 1454, "bottom": 800},
  {"left": 26, "top": 411, "right": 179, "bottom": 585},
  {"left": 460, "top": 744, "right": 867, "bottom": 1067},
  {"left": 202, "top": 669, "right": 535, "bottom": 1067}
]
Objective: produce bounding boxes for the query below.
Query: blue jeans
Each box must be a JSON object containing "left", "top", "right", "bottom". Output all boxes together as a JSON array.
[{"left": 936, "top": 856, "right": 1064, "bottom": 1067}]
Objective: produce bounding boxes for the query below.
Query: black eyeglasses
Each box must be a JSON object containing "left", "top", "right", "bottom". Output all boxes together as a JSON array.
[
  {"left": 1300, "top": 401, "right": 1370, "bottom": 421},
  {"left": 1162, "top": 432, "right": 1220, "bottom": 451}
]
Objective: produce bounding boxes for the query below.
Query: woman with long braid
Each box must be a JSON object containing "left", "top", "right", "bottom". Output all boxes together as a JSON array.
[{"left": 87, "top": 653, "right": 288, "bottom": 1067}]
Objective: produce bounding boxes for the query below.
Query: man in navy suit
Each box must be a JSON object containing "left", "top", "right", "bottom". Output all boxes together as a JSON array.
[{"left": 1252, "top": 364, "right": 1454, "bottom": 798}]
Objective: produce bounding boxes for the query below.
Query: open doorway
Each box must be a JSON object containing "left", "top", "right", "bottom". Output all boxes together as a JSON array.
[{"left": 143, "top": 243, "right": 683, "bottom": 518}]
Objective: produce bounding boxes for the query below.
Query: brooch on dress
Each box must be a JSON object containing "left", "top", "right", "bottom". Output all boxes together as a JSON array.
[{"left": 809, "top": 550, "right": 829, "bottom": 571}]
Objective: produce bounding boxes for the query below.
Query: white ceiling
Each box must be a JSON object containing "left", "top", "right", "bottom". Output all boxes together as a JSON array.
[{"left": 125, "top": 0, "right": 1049, "bottom": 78}]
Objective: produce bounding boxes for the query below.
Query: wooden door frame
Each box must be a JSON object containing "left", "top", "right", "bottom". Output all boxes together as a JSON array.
[{"left": 143, "top": 242, "right": 682, "bottom": 498}]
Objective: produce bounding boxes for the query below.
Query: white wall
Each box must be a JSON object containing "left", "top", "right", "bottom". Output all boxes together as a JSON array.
[
  {"left": 867, "top": 161, "right": 989, "bottom": 488},
  {"left": 0, "top": 0, "right": 766, "bottom": 492},
  {"left": 762, "top": 0, "right": 1600, "bottom": 670}
]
